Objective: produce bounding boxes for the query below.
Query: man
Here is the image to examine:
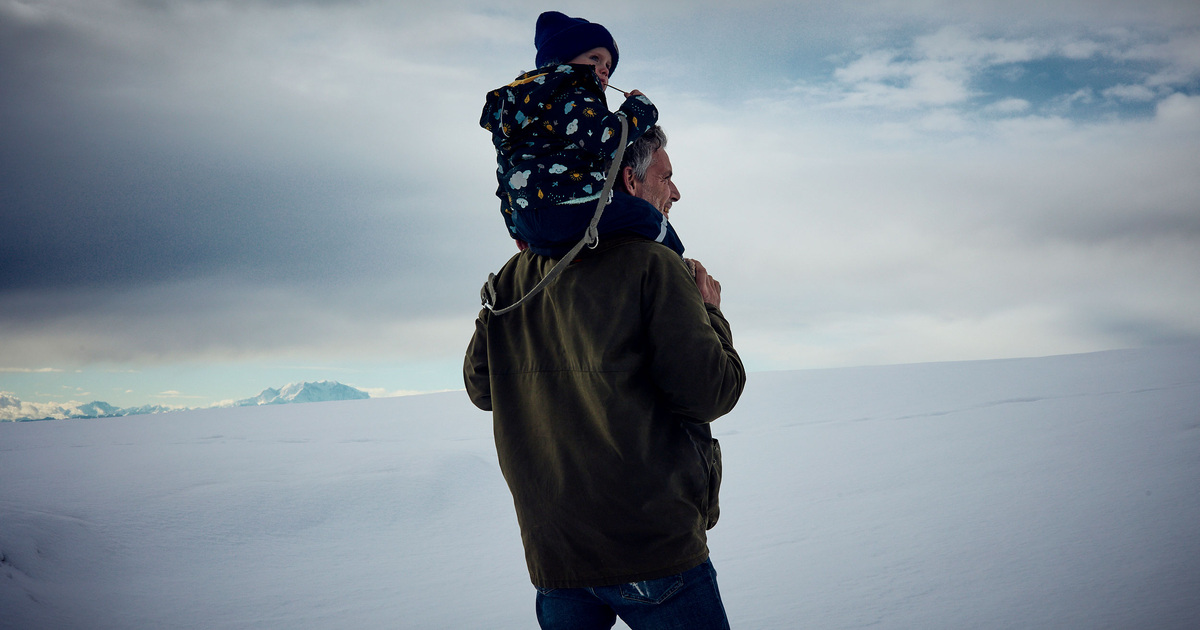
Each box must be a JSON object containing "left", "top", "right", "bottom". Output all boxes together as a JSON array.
[
  {"left": 465, "top": 127, "right": 745, "bottom": 629},
  {"left": 617, "top": 125, "right": 679, "bottom": 220}
]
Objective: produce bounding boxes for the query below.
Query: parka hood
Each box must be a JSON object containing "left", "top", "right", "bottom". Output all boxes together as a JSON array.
[{"left": 480, "top": 64, "right": 604, "bottom": 145}]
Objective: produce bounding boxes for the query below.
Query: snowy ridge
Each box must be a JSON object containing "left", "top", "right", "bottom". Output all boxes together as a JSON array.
[
  {"left": 231, "top": 381, "right": 371, "bottom": 407},
  {"left": 1, "top": 347, "right": 1198, "bottom": 629},
  {"left": 0, "top": 393, "right": 178, "bottom": 423},
  {"left": 1, "top": 381, "right": 370, "bottom": 422}
]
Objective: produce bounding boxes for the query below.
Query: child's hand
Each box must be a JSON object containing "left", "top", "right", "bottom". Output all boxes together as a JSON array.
[{"left": 627, "top": 89, "right": 645, "bottom": 98}]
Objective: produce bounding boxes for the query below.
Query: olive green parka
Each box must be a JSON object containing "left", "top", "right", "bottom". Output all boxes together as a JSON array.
[{"left": 464, "top": 236, "right": 745, "bottom": 588}]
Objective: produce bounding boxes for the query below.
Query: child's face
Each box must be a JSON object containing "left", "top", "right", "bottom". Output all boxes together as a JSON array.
[{"left": 568, "top": 46, "right": 613, "bottom": 89}]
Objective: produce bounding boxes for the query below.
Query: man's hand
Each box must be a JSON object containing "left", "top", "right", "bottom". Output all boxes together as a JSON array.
[{"left": 687, "top": 258, "right": 721, "bottom": 309}]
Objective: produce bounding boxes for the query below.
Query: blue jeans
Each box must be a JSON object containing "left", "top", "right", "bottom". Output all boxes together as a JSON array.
[{"left": 534, "top": 558, "right": 730, "bottom": 630}]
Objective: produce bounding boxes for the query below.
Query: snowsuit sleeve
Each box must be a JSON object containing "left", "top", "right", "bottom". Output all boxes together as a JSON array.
[
  {"left": 542, "top": 86, "right": 658, "bottom": 160},
  {"left": 485, "top": 65, "right": 658, "bottom": 159}
]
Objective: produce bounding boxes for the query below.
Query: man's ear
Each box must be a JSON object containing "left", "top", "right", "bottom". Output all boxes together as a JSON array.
[{"left": 621, "top": 166, "right": 637, "bottom": 195}]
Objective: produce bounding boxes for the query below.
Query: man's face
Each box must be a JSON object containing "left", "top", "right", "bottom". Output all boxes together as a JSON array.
[{"left": 629, "top": 149, "right": 680, "bottom": 219}]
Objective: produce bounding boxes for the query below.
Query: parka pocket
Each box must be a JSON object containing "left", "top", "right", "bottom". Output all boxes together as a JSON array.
[
  {"left": 619, "top": 573, "right": 685, "bottom": 604},
  {"left": 706, "top": 438, "right": 722, "bottom": 529}
]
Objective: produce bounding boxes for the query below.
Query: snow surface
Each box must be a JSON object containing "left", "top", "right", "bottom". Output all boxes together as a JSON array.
[{"left": 2, "top": 347, "right": 1198, "bottom": 629}]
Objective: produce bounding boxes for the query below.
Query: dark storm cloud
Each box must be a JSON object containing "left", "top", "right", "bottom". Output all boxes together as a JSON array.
[
  {"left": 0, "top": 2, "right": 484, "bottom": 296},
  {"left": 0, "top": 0, "right": 512, "bottom": 374}
]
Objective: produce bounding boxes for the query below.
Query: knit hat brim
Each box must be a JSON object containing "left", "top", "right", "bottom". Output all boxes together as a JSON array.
[{"left": 534, "top": 12, "right": 619, "bottom": 76}]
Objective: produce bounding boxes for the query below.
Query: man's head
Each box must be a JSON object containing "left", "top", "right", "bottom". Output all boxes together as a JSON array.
[
  {"left": 534, "top": 11, "right": 619, "bottom": 78},
  {"left": 619, "top": 126, "right": 680, "bottom": 218}
]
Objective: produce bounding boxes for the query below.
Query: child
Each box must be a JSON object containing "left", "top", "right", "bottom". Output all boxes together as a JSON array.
[{"left": 480, "top": 11, "right": 684, "bottom": 258}]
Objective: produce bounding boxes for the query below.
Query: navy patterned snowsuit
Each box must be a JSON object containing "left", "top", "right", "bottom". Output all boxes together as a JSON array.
[{"left": 481, "top": 63, "right": 684, "bottom": 257}]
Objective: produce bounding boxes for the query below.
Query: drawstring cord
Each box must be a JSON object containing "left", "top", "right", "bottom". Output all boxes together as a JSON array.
[{"left": 481, "top": 114, "right": 630, "bottom": 315}]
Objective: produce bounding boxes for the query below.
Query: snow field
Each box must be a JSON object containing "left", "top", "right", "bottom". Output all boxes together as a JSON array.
[{"left": 2, "top": 347, "right": 1198, "bottom": 629}]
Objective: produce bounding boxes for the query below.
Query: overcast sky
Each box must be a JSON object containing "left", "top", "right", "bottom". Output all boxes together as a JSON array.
[{"left": 3, "top": 0, "right": 1199, "bottom": 408}]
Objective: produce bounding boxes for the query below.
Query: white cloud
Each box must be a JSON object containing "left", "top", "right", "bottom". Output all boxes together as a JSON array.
[
  {"left": 659, "top": 71, "right": 1200, "bottom": 369},
  {"left": 1122, "top": 31, "right": 1200, "bottom": 87},
  {"left": 0, "top": 367, "right": 63, "bottom": 373},
  {"left": 817, "top": 24, "right": 1199, "bottom": 120},
  {"left": 1155, "top": 91, "right": 1200, "bottom": 123},
  {"left": 0, "top": 392, "right": 84, "bottom": 422},
  {"left": 1059, "top": 38, "right": 1106, "bottom": 59},
  {"left": 1045, "top": 87, "right": 1097, "bottom": 113},
  {"left": 914, "top": 26, "right": 1051, "bottom": 65},
  {"left": 825, "top": 27, "right": 1090, "bottom": 111},
  {"left": 1102, "top": 84, "right": 1158, "bottom": 101},
  {"left": 831, "top": 48, "right": 976, "bottom": 109},
  {"left": 153, "top": 391, "right": 204, "bottom": 399},
  {"left": 985, "top": 97, "right": 1032, "bottom": 114},
  {"left": 737, "top": 305, "right": 1094, "bottom": 370}
]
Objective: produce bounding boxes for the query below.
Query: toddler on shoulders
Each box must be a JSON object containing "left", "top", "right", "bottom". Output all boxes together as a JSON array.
[{"left": 480, "top": 11, "right": 684, "bottom": 258}]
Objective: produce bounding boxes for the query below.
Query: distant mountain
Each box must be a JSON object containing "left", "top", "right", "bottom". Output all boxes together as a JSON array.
[
  {"left": 0, "top": 393, "right": 178, "bottom": 423},
  {"left": 1, "top": 381, "right": 370, "bottom": 422},
  {"left": 233, "top": 381, "right": 371, "bottom": 406}
]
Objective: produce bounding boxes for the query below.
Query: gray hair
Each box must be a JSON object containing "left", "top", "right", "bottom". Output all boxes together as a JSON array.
[{"left": 619, "top": 125, "right": 667, "bottom": 183}]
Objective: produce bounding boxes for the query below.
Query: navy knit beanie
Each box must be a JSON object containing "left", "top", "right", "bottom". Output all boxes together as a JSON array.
[{"left": 534, "top": 11, "right": 619, "bottom": 75}]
